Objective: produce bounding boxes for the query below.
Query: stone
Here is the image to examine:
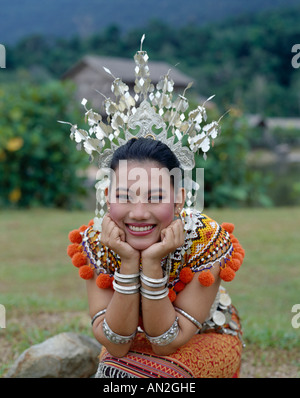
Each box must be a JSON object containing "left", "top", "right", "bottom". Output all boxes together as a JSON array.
[{"left": 5, "top": 332, "right": 101, "bottom": 378}]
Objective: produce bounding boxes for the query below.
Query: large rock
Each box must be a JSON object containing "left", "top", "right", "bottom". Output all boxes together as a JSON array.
[{"left": 5, "top": 332, "right": 101, "bottom": 378}]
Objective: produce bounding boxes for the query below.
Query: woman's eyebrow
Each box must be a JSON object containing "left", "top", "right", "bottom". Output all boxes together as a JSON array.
[
  {"left": 115, "top": 187, "right": 128, "bottom": 193},
  {"left": 149, "top": 188, "right": 167, "bottom": 194}
]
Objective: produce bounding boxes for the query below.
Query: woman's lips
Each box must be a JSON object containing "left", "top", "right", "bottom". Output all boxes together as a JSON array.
[{"left": 125, "top": 223, "right": 156, "bottom": 236}]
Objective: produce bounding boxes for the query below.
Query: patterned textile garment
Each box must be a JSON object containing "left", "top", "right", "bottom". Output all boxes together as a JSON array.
[{"left": 67, "top": 209, "right": 245, "bottom": 378}]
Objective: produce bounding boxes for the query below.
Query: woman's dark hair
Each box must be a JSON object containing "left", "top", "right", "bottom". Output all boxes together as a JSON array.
[{"left": 110, "top": 137, "right": 183, "bottom": 188}]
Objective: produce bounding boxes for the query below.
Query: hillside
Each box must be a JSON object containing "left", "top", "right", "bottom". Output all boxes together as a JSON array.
[{"left": 0, "top": 0, "right": 299, "bottom": 44}]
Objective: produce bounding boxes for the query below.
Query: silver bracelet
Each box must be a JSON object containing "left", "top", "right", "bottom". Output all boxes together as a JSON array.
[
  {"left": 140, "top": 286, "right": 169, "bottom": 300},
  {"left": 91, "top": 309, "right": 107, "bottom": 326},
  {"left": 145, "top": 317, "right": 179, "bottom": 346},
  {"left": 140, "top": 271, "right": 168, "bottom": 288},
  {"left": 112, "top": 279, "right": 140, "bottom": 294},
  {"left": 174, "top": 307, "right": 203, "bottom": 330},
  {"left": 102, "top": 318, "right": 136, "bottom": 344},
  {"left": 114, "top": 270, "right": 140, "bottom": 284}
]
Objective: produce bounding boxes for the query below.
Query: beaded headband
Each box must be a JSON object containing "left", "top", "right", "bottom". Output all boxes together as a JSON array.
[{"left": 59, "top": 35, "right": 222, "bottom": 230}]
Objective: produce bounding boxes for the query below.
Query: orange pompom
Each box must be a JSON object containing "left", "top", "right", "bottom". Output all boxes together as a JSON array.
[
  {"left": 96, "top": 273, "right": 112, "bottom": 289},
  {"left": 168, "top": 289, "right": 176, "bottom": 302},
  {"left": 72, "top": 252, "right": 87, "bottom": 268},
  {"left": 221, "top": 222, "right": 235, "bottom": 233},
  {"left": 220, "top": 266, "right": 235, "bottom": 282},
  {"left": 227, "top": 258, "right": 241, "bottom": 272},
  {"left": 67, "top": 243, "right": 81, "bottom": 258},
  {"left": 179, "top": 267, "right": 194, "bottom": 284},
  {"left": 78, "top": 265, "right": 94, "bottom": 280},
  {"left": 233, "top": 252, "right": 243, "bottom": 263},
  {"left": 174, "top": 281, "right": 185, "bottom": 292},
  {"left": 88, "top": 219, "right": 94, "bottom": 226},
  {"left": 198, "top": 270, "right": 215, "bottom": 287},
  {"left": 68, "top": 229, "right": 82, "bottom": 244},
  {"left": 235, "top": 245, "right": 245, "bottom": 259},
  {"left": 79, "top": 225, "right": 88, "bottom": 232},
  {"left": 229, "top": 234, "right": 239, "bottom": 245}
]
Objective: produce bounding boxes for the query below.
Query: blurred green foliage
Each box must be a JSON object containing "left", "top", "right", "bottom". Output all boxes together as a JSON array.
[
  {"left": 194, "top": 109, "right": 273, "bottom": 208},
  {"left": 5, "top": 6, "right": 300, "bottom": 117},
  {"left": 0, "top": 80, "right": 88, "bottom": 208}
]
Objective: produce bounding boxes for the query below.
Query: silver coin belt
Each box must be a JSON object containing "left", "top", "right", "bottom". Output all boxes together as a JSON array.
[{"left": 201, "top": 290, "right": 245, "bottom": 346}]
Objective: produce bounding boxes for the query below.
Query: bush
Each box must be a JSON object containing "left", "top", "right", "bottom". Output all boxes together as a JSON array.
[
  {"left": 194, "top": 108, "right": 273, "bottom": 208},
  {"left": 0, "top": 80, "right": 88, "bottom": 208}
]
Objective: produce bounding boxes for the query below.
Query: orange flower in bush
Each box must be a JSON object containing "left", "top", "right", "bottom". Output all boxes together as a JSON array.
[
  {"left": 68, "top": 229, "right": 82, "bottom": 244},
  {"left": 96, "top": 273, "right": 112, "bottom": 289},
  {"left": 198, "top": 270, "right": 215, "bottom": 287},
  {"left": 179, "top": 267, "right": 193, "bottom": 284},
  {"left": 72, "top": 252, "right": 87, "bottom": 268},
  {"left": 79, "top": 265, "right": 94, "bottom": 280}
]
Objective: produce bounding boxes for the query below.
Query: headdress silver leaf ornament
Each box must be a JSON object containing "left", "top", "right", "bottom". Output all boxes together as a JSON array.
[{"left": 59, "top": 35, "right": 223, "bottom": 231}]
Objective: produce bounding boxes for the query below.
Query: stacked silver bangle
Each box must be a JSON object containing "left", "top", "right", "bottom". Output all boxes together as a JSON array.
[
  {"left": 95, "top": 270, "right": 179, "bottom": 346},
  {"left": 112, "top": 271, "right": 140, "bottom": 295},
  {"left": 140, "top": 271, "right": 169, "bottom": 300}
]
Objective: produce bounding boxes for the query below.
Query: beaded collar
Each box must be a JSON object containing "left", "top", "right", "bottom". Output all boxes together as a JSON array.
[{"left": 67, "top": 209, "right": 245, "bottom": 302}]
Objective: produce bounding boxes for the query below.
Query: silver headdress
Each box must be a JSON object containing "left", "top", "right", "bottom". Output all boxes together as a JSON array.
[{"left": 60, "top": 35, "right": 222, "bottom": 230}]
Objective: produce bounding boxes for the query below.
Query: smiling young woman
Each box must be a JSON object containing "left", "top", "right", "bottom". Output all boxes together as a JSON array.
[{"left": 67, "top": 137, "right": 245, "bottom": 378}]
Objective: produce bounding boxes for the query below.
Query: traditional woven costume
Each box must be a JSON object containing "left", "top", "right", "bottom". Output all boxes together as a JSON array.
[{"left": 63, "top": 36, "right": 245, "bottom": 378}]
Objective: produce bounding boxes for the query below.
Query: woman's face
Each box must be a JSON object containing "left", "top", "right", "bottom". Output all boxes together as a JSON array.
[{"left": 107, "top": 160, "right": 185, "bottom": 251}]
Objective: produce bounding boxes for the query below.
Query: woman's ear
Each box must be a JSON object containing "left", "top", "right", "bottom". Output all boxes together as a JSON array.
[{"left": 175, "top": 187, "right": 186, "bottom": 212}]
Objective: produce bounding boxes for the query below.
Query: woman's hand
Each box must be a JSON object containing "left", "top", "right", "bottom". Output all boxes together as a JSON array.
[
  {"left": 100, "top": 214, "right": 140, "bottom": 265},
  {"left": 141, "top": 218, "right": 185, "bottom": 263}
]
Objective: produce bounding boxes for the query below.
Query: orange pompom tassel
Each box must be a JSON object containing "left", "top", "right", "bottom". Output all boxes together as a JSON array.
[
  {"left": 235, "top": 245, "right": 245, "bottom": 259},
  {"left": 72, "top": 252, "right": 87, "bottom": 268},
  {"left": 198, "top": 270, "right": 215, "bottom": 287},
  {"left": 227, "top": 258, "right": 241, "bottom": 272},
  {"left": 88, "top": 219, "right": 94, "bottom": 226},
  {"left": 67, "top": 243, "right": 81, "bottom": 258},
  {"left": 168, "top": 289, "right": 176, "bottom": 302},
  {"left": 79, "top": 225, "right": 88, "bottom": 232},
  {"left": 78, "top": 265, "right": 94, "bottom": 280},
  {"left": 174, "top": 281, "right": 185, "bottom": 292},
  {"left": 179, "top": 267, "right": 194, "bottom": 284},
  {"left": 96, "top": 273, "right": 112, "bottom": 289},
  {"left": 229, "top": 234, "right": 239, "bottom": 245},
  {"left": 68, "top": 229, "right": 82, "bottom": 244},
  {"left": 221, "top": 222, "right": 235, "bottom": 233},
  {"left": 220, "top": 266, "right": 235, "bottom": 282},
  {"left": 233, "top": 252, "right": 243, "bottom": 263}
]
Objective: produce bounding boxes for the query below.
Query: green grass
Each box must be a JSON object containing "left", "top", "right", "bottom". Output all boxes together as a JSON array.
[{"left": 0, "top": 207, "right": 299, "bottom": 376}]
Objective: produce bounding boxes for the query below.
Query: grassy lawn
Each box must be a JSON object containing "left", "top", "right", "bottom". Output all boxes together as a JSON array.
[{"left": 0, "top": 207, "right": 299, "bottom": 377}]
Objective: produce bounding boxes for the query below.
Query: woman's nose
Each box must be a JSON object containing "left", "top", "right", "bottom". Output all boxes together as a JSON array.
[{"left": 128, "top": 201, "right": 150, "bottom": 220}]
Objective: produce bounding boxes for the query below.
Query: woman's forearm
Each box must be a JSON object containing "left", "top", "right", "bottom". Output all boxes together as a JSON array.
[
  {"left": 140, "top": 258, "right": 178, "bottom": 342},
  {"left": 92, "top": 259, "right": 140, "bottom": 356}
]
